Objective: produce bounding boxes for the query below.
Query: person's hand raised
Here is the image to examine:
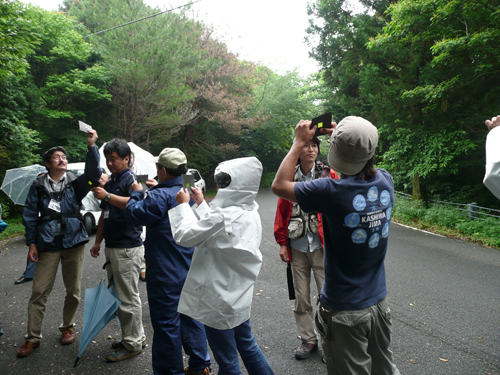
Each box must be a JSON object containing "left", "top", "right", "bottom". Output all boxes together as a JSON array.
[
  {"left": 294, "top": 120, "right": 315, "bottom": 145},
  {"left": 320, "top": 122, "right": 337, "bottom": 137},
  {"left": 87, "top": 129, "right": 98, "bottom": 147},
  {"left": 175, "top": 188, "right": 191, "bottom": 205},
  {"left": 190, "top": 186, "right": 204, "bottom": 206},
  {"left": 131, "top": 181, "right": 143, "bottom": 192},
  {"left": 486, "top": 115, "right": 500, "bottom": 131}
]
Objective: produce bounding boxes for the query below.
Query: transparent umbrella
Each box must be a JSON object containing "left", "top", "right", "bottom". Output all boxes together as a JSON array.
[
  {"left": 98, "top": 142, "right": 156, "bottom": 179},
  {"left": 1, "top": 165, "right": 47, "bottom": 205}
]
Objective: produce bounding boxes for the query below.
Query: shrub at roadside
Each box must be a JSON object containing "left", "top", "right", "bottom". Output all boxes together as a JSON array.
[
  {"left": 260, "top": 172, "right": 276, "bottom": 189},
  {"left": 393, "top": 197, "right": 500, "bottom": 248},
  {"left": 0, "top": 215, "right": 24, "bottom": 240}
]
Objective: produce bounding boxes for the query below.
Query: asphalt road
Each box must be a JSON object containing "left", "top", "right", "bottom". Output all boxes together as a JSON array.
[{"left": 1, "top": 189, "right": 500, "bottom": 374}]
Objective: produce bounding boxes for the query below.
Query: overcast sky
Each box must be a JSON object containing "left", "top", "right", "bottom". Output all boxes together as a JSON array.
[{"left": 20, "top": 0, "right": 324, "bottom": 77}]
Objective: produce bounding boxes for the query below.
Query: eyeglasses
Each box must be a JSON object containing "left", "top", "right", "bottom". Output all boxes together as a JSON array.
[{"left": 52, "top": 155, "right": 67, "bottom": 161}]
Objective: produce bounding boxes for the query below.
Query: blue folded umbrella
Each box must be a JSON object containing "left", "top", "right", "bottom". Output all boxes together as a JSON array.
[
  {"left": 0, "top": 220, "right": 7, "bottom": 233},
  {"left": 74, "top": 281, "right": 121, "bottom": 367}
]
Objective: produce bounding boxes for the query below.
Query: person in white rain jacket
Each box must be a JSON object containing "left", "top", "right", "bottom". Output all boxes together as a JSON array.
[
  {"left": 168, "top": 157, "right": 274, "bottom": 375},
  {"left": 484, "top": 115, "right": 500, "bottom": 199}
]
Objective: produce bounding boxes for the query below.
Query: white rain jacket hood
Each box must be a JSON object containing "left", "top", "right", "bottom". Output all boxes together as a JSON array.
[{"left": 169, "top": 157, "right": 263, "bottom": 329}]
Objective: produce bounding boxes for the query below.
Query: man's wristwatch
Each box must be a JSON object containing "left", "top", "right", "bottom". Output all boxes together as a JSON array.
[{"left": 104, "top": 193, "right": 111, "bottom": 202}]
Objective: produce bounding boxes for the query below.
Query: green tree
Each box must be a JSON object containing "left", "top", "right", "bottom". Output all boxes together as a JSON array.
[
  {"left": 65, "top": 0, "right": 203, "bottom": 149},
  {"left": 306, "top": 0, "right": 390, "bottom": 120},
  {"left": 22, "top": 8, "right": 111, "bottom": 160},
  {"left": 241, "top": 69, "right": 318, "bottom": 171},
  {"left": 0, "top": 0, "right": 39, "bottom": 79},
  {"left": 368, "top": 0, "right": 499, "bottom": 202}
]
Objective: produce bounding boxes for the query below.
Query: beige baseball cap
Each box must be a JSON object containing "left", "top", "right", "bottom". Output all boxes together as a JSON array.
[
  {"left": 327, "top": 116, "right": 378, "bottom": 175},
  {"left": 151, "top": 148, "right": 187, "bottom": 169}
]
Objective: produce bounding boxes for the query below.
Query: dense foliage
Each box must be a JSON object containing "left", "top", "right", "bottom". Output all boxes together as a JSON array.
[
  {"left": 0, "top": 0, "right": 312, "bottom": 214},
  {"left": 1, "top": 0, "right": 500, "bottom": 219},
  {"left": 307, "top": 0, "right": 500, "bottom": 206}
]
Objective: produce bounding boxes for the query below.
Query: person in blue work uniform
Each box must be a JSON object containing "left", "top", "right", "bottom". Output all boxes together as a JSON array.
[
  {"left": 90, "top": 139, "right": 146, "bottom": 363},
  {"left": 14, "top": 258, "right": 36, "bottom": 284},
  {"left": 124, "top": 148, "right": 211, "bottom": 375}
]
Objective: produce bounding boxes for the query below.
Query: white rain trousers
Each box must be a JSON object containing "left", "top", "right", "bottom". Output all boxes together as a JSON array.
[{"left": 169, "top": 157, "right": 263, "bottom": 330}]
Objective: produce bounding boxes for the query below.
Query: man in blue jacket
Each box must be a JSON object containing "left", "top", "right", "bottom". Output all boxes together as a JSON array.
[
  {"left": 17, "top": 130, "right": 101, "bottom": 357},
  {"left": 125, "top": 148, "right": 211, "bottom": 375}
]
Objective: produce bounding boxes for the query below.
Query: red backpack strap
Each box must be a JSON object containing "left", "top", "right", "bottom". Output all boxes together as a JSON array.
[{"left": 321, "top": 166, "right": 331, "bottom": 178}]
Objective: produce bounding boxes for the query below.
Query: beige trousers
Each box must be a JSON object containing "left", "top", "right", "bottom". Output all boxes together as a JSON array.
[
  {"left": 26, "top": 245, "right": 85, "bottom": 343},
  {"left": 105, "top": 246, "right": 145, "bottom": 351},
  {"left": 291, "top": 246, "right": 325, "bottom": 345}
]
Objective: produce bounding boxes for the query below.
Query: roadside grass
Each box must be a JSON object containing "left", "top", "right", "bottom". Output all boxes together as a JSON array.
[
  {"left": 393, "top": 197, "right": 500, "bottom": 249},
  {"left": 260, "top": 172, "right": 275, "bottom": 189},
  {"left": 0, "top": 215, "right": 24, "bottom": 240}
]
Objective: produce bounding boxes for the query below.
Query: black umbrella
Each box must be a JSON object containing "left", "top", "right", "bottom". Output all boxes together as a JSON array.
[{"left": 287, "top": 262, "right": 296, "bottom": 300}]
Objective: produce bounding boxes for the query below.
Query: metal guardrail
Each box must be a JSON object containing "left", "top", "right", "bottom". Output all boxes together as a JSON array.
[{"left": 394, "top": 191, "right": 500, "bottom": 221}]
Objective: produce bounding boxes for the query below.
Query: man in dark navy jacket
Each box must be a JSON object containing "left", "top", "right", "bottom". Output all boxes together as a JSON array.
[
  {"left": 17, "top": 130, "right": 100, "bottom": 358},
  {"left": 125, "top": 148, "right": 211, "bottom": 375}
]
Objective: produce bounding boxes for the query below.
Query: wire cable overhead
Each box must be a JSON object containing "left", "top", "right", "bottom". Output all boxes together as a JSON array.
[{"left": 83, "top": 0, "right": 202, "bottom": 38}]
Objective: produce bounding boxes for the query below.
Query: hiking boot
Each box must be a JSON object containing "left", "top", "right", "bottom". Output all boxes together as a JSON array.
[
  {"left": 185, "top": 367, "right": 211, "bottom": 374},
  {"left": 105, "top": 347, "right": 142, "bottom": 362},
  {"left": 294, "top": 342, "right": 317, "bottom": 360},
  {"left": 111, "top": 340, "right": 147, "bottom": 349}
]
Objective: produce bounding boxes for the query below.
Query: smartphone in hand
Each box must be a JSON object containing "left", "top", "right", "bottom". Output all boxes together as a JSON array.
[
  {"left": 181, "top": 173, "right": 195, "bottom": 194},
  {"left": 310, "top": 113, "right": 333, "bottom": 136}
]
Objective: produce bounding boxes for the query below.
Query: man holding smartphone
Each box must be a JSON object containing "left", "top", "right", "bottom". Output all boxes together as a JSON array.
[
  {"left": 272, "top": 117, "right": 399, "bottom": 375},
  {"left": 124, "top": 148, "right": 211, "bottom": 375}
]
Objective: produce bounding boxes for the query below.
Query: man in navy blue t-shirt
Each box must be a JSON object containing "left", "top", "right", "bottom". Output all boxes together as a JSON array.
[
  {"left": 272, "top": 116, "right": 399, "bottom": 375},
  {"left": 90, "top": 139, "right": 146, "bottom": 363}
]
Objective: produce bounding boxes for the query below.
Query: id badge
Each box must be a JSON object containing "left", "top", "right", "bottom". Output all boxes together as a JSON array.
[
  {"left": 48, "top": 199, "right": 61, "bottom": 213},
  {"left": 104, "top": 210, "right": 110, "bottom": 219}
]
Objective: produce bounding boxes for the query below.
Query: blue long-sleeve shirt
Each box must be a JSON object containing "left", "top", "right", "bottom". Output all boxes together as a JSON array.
[{"left": 124, "top": 177, "right": 195, "bottom": 285}]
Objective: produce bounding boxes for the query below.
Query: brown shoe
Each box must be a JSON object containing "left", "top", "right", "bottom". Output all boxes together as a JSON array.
[
  {"left": 185, "top": 367, "right": 211, "bottom": 374},
  {"left": 61, "top": 328, "right": 76, "bottom": 345},
  {"left": 111, "top": 340, "right": 147, "bottom": 349},
  {"left": 139, "top": 272, "right": 146, "bottom": 281},
  {"left": 17, "top": 341, "right": 40, "bottom": 357}
]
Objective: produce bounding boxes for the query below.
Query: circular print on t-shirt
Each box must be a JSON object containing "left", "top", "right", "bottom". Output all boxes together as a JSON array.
[
  {"left": 345, "top": 213, "right": 360, "bottom": 228},
  {"left": 382, "top": 223, "right": 389, "bottom": 238},
  {"left": 352, "top": 229, "right": 367, "bottom": 244},
  {"left": 380, "top": 190, "right": 390, "bottom": 206},
  {"left": 386, "top": 206, "right": 393, "bottom": 220},
  {"left": 367, "top": 186, "right": 378, "bottom": 202},
  {"left": 353, "top": 195, "right": 366, "bottom": 211},
  {"left": 369, "top": 233, "right": 380, "bottom": 248}
]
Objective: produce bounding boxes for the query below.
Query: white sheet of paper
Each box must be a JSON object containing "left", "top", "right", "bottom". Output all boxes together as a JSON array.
[{"left": 79, "top": 120, "right": 92, "bottom": 133}]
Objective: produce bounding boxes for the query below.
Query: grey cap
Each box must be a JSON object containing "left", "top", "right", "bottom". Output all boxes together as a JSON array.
[
  {"left": 327, "top": 116, "right": 378, "bottom": 175},
  {"left": 151, "top": 148, "right": 187, "bottom": 170}
]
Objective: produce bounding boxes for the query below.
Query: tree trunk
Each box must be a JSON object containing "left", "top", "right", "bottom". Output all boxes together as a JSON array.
[
  {"left": 184, "top": 125, "right": 193, "bottom": 155},
  {"left": 412, "top": 173, "right": 427, "bottom": 204}
]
